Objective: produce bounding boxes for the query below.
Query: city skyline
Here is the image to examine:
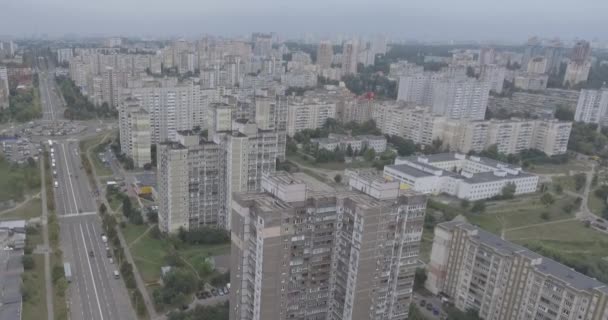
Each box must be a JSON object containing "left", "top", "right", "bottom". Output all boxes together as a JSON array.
[{"left": 2, "top": 0, "right": 608, "bottom": 42}]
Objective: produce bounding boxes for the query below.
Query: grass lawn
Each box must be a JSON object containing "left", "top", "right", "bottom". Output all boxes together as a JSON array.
[
  {"left": 552, "top": 176, "right": 578, "bottom": 193},
  {"left": 125, "top": 223, "right": 230, "bottom": 285},
  {"left": 123, "top": 223, "right": 150, "bottom": 245},
  {"left": 107, "top": 192, "right": 124, "bottom": 212},
  {"left": 22, "top": 254, "right": 48, "bottom": 320},
  {"left": 588, "top": 189, "right": 606, "bottom": 216},
  {"left": 465, "top": 193, "right": 576, "bottom": 234},
  {"left": 0, "top": 198, "right": 42, "bottom": 220}
]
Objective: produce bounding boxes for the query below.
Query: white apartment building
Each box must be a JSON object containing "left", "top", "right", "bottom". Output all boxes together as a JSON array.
[
  {"left": 574, "top": 89, "right": 608, "bottom": 124},
  {"left": 437, "top": 118, "right": 572, "bottom": 156},
  {"left": 0, "top": 66, "right": 8, "bottom": 109},
  {"left": 526, "top": 56, "right": 548, "bottom": 74},
  {"left": 427, "top": 221, "right": 608, "bottom": 320},
  {"left": 316, "top": 41, "right": 334, "bottom": 69},
  {"left": 230, "top": 171, "right": 427, "bottom": 320},
  {"left": 123, "top": 78, "right": 205, "bottom": 143},
  {"left": 389, "top": 60, "right": 424, "bottom": 81},
  {"left": 157, "top": 131, "right": 225, "bottom": 233},
  {"left": 564, "top": 60, "right": 592, "bottom": 86},
  {"left": 384, "top": 153, "right": 539, "bottom": 200},
  {"left": 514, "top": 72, "right": 549, "bottom": 91},
  {"left": 372, "top": 103, "right": 443, "bottom": 145},
  {"left": 312, "top": 134, "right": 387, "bottom": 153},
  {"left": 479, "top": 64, "right": 506, "bottom": 94},
  {"left": 432, "top": 78, "right": 490, "bottom": 121},
  {"left": 341, "top": 40, "right": 358, "bottom": 76},
  {"left": 118, "top": 98, "right": 151, "bottom": 168},
  {"left": 286, "top": 98, "right": 336, "bottom": 136},
  {"left": 56, "top": 48, "right": 73, "bottom": 64},
  {"left": 397, "top": 72, "right": 443, "bottom": 106}
]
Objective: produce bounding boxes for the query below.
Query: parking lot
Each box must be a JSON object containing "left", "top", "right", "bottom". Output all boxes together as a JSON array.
[{"left": 0, "top": 137, "right": 41, "bottom": 164}]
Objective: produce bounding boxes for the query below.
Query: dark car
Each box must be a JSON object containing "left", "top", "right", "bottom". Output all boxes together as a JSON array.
[
  {"left": 181, "top": 304, "right": 189, "bottom": 310},
  {"left": 426, "top": 304, "right": 433, "bottom": 311},
  {"left": 89, "top": 250, "right": 94, "bottom": 258},
  {"left": 211, "top": 289, "right": 218, "bottom": 296},
  {"left": 419, "top": 300, "right": 426, "bottom": 307}
]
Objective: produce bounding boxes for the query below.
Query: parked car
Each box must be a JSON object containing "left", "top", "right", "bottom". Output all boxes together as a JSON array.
[
  {"left": 89, "top": 250, "right": 94, "bottom": 258},
  {"left": 419, "top": 300, "right": 426, "bottom": 307},
  {"left": 426, "top": 304, "right": 433, "bottom": 311}
]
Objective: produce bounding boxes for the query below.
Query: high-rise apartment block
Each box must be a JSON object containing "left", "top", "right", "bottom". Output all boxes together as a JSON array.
[
  {"left": 479, "top": 64, "right": 506, "bottom": 94},
  {"left": 427, "top": 221, "right": 608, "bottom": 320},
  {"left": 432, "top": 78, "right": 490, "bottom": 121},
  {"left": 157, "top": 131, "right": 225, "bottom": 233},
  {"left": 317, "top": 41, "right": 334, "bottom": 69},
  {"left": 574, "top": 89, "right": 608, "bottom": 124},
  {"left": 526, "top": 56, "right": 548, "bottom": 74},
  {"left": 341, "top": 40, "right": 359, "bottom": 76},
  {"left": 56, "top": 48, "right": 73, "bottom": 64},
  {"left": 564, "top": 40, "right": 592, "bottom": 86},
  {"left": 286, "top": 97, "right": 336, "bottom": 136},
  {"left": 118, "top": 98, "right": 152, "bottom": 168},
  {"left": 230, "top": 171, "right": 427, "bottom": 320},
  {"left": 122, "top": 78, "right": 205, "bottom": 143},
  {"left": 0, "top": 66, "right": 8, "bottom": 109},
  {"left": 372, "top": 103, "right": 442, "bottom": 145},
  {"left": 157, "top": 100, "right": 285, "bottom": 232}
]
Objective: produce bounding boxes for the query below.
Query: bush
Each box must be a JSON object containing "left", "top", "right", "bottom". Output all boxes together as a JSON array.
[
  {"left": 22, "top": 255, "right": 35, "bottom": 270},
  {"left": 177, "top": 227, "right": 230, "bottom": 245}
]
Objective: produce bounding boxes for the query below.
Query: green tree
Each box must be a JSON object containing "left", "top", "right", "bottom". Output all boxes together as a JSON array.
[
  {"left": 334, "top": 174, "right": 342, "bottom": 183},
  {"left": 501, "top": 183, "right": 516, "bottom": 199},
  {"left": 414, "top": 268, "right": 427, "bottom": 291},
  {"left": 460, "top": 199, "right": 470, "bottom": 209},
  {"left": 363, "top": 148, "right": 376, "bottom": 162},
  {"left": 554, "top": 184, "right": 564, "bottom": 194},
  {"left": 22, "top": 255, "right": 35, "bottom": 270},
  {"left": 471, "top": 200, "right": 486, "bottom": 213},
  {"left": 346, "top": 144, "right": 354, "bottom": 157},
  {"left": 554, "top": 105, "right": 574, "bottom": 121},
  {"left": 541, "top": 193, "right": 555, "bottom": 207}
]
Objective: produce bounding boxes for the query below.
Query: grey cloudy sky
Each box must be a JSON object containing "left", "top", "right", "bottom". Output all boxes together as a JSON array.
[{"left": 1, "top": 0, "right": 607, "bottom": 41}]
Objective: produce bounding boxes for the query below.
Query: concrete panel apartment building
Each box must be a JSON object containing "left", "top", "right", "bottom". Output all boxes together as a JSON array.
[
  {"left": 230, "top": 171, "right": 427, "bottom": 320},
  {"left": 427, "top": 221, "right": 608, "bottom": 320},
  {"left": 118, "top": 98, "right": 152, "bottom": 168}
]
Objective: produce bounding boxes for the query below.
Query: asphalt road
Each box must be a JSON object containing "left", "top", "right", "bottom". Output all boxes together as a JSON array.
[
  {"left": 37, "top": 62, "right": 64, "bottom": 121},
  {"left": 52, "top": 140, "right": 136, "bottom": 320}
]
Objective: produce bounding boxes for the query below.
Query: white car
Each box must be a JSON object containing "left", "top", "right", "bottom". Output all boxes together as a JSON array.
[{"left": 54, "top": 181, "right": 58, "bottom": 188}]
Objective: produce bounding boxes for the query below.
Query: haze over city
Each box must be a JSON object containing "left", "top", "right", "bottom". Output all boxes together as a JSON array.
[{"left": 2, "top": 0, "right": 608, "bottom": 41}]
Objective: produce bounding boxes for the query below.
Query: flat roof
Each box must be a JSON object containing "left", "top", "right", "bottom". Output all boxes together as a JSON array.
[{"left": 386, "top": 164, "right": 435, "bottom": 178}]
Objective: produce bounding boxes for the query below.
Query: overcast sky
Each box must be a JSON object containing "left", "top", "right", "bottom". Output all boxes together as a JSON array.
[{"left": 1, "top": 0, "right": 607, "bottom": 42}]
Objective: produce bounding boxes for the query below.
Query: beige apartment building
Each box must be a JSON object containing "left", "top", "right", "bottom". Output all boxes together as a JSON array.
[
  {"left": 286, "top": 97, "right": 336, "bottom": 136},
  {"left": 118, "top": 98, "right": 152, "bottom": 168},
  {"left": 230, "top": 171, "right": 427, "bottom": 320},
  {"left": 427, "top": 221, "right": 608, "bottom": 320}
]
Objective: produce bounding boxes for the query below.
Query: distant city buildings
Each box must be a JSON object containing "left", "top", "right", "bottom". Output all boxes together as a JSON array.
[
  {"left": 230, "top": 171, "right": 427, "bottom": 320},
  {"left": 316, "top": 40, "right": 334, "bottom": 69},
  {"left": 564, "top": 40, "right": 592, "bottom": 86},
  {"left": 427, "top": 221, "right": 608, "bottom": 319},
  {"left": 384, "top": 153, "right": 539, "bottom": 200},
  {"left": 341, "top": 40, "right": 359, "bottom": 76},
  {"left": 0, "top": 66, "right": 9, "bottom": 109}
]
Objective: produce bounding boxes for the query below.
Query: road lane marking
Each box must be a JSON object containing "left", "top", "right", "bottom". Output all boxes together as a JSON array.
[
  {"left": 80, "top": 224, "right": 105, "bottom": 320},
  {"left": 59, "top": 212, "right": 97, "bottom": 218},
  {"left": 70, "top": 223, "right": 92, "bottom": 320},
  {"left": 61, "top": 143, "right": 80, "bottom": 215},
  {"left": 85, "top": 222, "right": 116, "bottom": 320}
]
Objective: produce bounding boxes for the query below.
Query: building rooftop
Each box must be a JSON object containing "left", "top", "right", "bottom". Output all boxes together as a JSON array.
[{"left": 440, "top": 221, "right": 608, "bottom": 293}]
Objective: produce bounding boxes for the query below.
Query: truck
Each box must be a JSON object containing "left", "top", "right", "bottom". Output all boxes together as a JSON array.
[{"left": 64, "top": 263, "right": 72, "bottom": 283}]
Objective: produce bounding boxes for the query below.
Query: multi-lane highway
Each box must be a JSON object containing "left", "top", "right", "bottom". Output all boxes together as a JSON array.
[
  {"left": 52, "top": 140, "right": 136, "bottom": 320},
  {"left": 37, "top": 58, "right": 64, "bottom": 121}
]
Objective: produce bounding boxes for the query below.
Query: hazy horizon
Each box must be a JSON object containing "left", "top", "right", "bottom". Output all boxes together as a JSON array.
[{"left": 2, "top": 0, "right": 607, "bottom": 42}]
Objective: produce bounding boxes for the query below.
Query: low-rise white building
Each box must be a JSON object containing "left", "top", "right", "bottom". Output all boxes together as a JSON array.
[
  {"left": 312, "top": 134, "right": 387, "bottom": 153},
  {"left": 383, "top": 153, "right": 539, "bottom": 200}
]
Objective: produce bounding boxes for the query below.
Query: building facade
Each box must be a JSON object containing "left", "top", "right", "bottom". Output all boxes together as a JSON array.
[
  {"left": 230, "top": 171, "right": 427, "bottom": 320},
  {"left": 427, "top": 221, "right": 608, "bottom": 320},
  {"left": 574, "top": 89, "right": 608, "bottom": 124},
  {"left": 118, "top": 98, "right": 152, "bottom": 168}
]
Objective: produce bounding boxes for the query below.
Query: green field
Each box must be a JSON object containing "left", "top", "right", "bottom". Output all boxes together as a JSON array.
[
  {"left": 0, "top": 157, "right": 41, "bottom": 202},
  {"left": 124, "top": 223, "right": 230, "bottom": 285},
  {"left": 588, "top": 189, "right": 606, "bottom": 216},
  {"left": 0, "top": 198, "right": 42, "bottom": 220},
  {"left": 551, "top": 176, "right": 578, "bottom": 193},
  {"left": 465, "top": 193, "right": 577, "bottom": 235},
  {"left": 527, "top": 161, "right": 591, "bottom": 175},
  {"left": 22, "top": 254, "right": 48, "bottom": 320}
]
